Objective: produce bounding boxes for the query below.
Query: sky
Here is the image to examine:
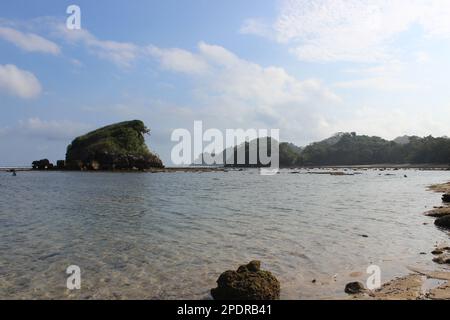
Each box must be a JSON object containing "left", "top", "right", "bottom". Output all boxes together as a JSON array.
[{"left": 1, "top": 0, "right": 450, "bottom": 166}]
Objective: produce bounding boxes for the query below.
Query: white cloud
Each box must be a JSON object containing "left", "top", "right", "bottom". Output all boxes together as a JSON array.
[
  {"left": 148, "top": 42, "right": 341, "bottom": 143},
  {"left": 334, "top": 58, "right": 432, "bottom": 91},
  {"left": 243, "top": 0, "right": 450, "bottom": 63},
  {"left": 0, "top": 27, "right": 60, "bottom": 55},
  {"left": 146, "top": 45, "right": 210, "bottom": 75},
  {"left": 0, "top": 64, "right": 42, "bottom": 99},
  {"left": 334, "top": 77, "right": 416, "bottom": 91},
  {"left": 17, "top": 118, "right": 91, "bottom": 141},
  {"left": 55, "top": 25, "right": 139, "bottom": 68},
  {"left": 0, "top": 126, "right": 9, "bottom": 137},
  {"left": 334, "top": 61, "right": 417, "bottom": 90},
  {"left": 70, "top": 58, "right": 83, "bottom": 67},
  {"left": 239, "top": 18, "right": 273, "bottom": 38},
  {"left": 415, "top": 51, "right": 431, "bottom": 64},
  {"left": 195, "top": 42, "right": 340, "bottom": 106},
  {"left": 84, "top": 42, "right": 342, "bottom": 154},
  {"left": 326, "top": 105, "right": 450, "bottom": 140},
  {"left": 0, "top": 18, "right": 138, "bottom": 67}
]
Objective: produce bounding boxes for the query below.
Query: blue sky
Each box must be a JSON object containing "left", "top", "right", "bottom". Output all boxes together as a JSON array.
[{"left": 1, "top": 0, "right": 450, "bottom": 166}]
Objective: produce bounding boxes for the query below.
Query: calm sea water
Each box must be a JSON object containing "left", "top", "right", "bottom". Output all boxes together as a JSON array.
[{"left": 1, "top": 169, "right": 450, "bottom": 299}]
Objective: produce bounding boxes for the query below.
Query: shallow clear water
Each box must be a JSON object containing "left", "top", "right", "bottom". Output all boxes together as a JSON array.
[{"left": 1, "top": 169, "right": 449, "bottom": 299}]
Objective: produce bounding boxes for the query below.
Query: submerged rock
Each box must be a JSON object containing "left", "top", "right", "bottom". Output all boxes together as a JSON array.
[
  {"left": 443, "top": 194, "right": 450, "bottom": 203},
  {"left": 344, "top": 282, "right": 366, "bottom": 295},
  {"left": 211, "top": 261, "right": 280, "bottom": 300},
  {"left": 65, "top": 120, "right": 163, "bottom": 170},
  {"left": 425, "top": 207, "right": 450, "bottom": 218},
  {"left": 432, "top": 255, "right": 450, "bottom": 265},
  {"left": 435, "top": 215, "right": 450, "bottom": 229}
]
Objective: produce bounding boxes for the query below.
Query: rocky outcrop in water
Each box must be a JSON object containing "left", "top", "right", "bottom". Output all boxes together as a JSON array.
[
  {"left": 211, "top": 261, "right": 280, "bottom": 300},
  {"left": 435, "top": 215, "right": 450, "bottom": 229},
  {"left": 30, "top": 121, "right": 163, "bottom": 171},
  {"left": 432, "top": 255, "right": 450, "bottom": 265},
  {"left": 32, "top": 159, "right": 54, "bottom": 170},
  {"left": 345, "top": 282, "right": 366, "bottom": 294},
  {"left": 65, "top": 120, "right": 163, "bottom": 170},
  {"left": 443, "top": 194, "right": 450, "bottom": 203},
  {"left": 426, "top": 207, "right": 450, "bottom": 218}
]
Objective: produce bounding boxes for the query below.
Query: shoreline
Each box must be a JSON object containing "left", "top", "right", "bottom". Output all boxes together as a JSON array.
[
  {"left": 1, "top": 163, "right": 450, "bottom": 173},
  {"left": 0, "top": 167, "right": 227, "bottom": 173},
  {"left": 349, "top": 181, "right": 450, "bottom": 300}
]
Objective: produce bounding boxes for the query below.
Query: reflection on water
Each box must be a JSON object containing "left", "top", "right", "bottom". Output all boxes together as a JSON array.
[{"left": 1, "top": 169, "right": 449, "bottom": 299}]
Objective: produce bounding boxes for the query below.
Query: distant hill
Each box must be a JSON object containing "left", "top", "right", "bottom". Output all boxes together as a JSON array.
[
  {"left": 297, "top": 133, "right": 450, "bottom": 166},
  {"left": 205, "top": 132, "right": 450, "bottom": 167},
  {"left": 194, "top": 137, "right": 279, "bottom": 167}
]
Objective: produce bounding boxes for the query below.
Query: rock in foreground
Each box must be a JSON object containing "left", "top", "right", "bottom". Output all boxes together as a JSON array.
[
  {"left": 432, "top": 255, "right": 450, "bottom": 265},
  {"left": 426, "top": 207, "right": 450, "bottom": 218},
  {"left": 345, "top": 282, "right": 366, "bottom": 295},
  {"left": 211, "top": 261, "right": 280, "bottom": 300},
  {"left": 435, "top": 215, "right": 450, "bottom": 229},
  {"left": 443, "top": 194, "right": 450, "bottom": 203},
  {"left": 65, "top": 120, "right": 163, "bottom": 170}
]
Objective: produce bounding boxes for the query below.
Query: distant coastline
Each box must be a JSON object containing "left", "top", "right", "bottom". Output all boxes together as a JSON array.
[{"left": 2, "top": 163, "right": 450, "bottom": 173}]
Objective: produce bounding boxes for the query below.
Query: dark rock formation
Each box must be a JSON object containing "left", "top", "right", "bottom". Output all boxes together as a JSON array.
[
  {"left": 425, "top": 207, "right": 450, "bottom": 218},
  {"left": 435, "top": 215, "right": 450, "bottom": 229},
  {"left": 432, "top": 249, "right": 444, "bottom": 255},
  {"left": 345, "top": 282, "right": 366, "bottom": 294},
  {"left": 442, "top": 193, "right": 450, "bottom": 203},
  {"left": 211, "top": 261, "right": 280, "bottom": 300},
  {"left": 432, "top": 255, "right": 450, "bottom": 265},
  {"left": 65, "top": 120, "right": 163, "bottom": 170},
  {"left": 32, "top": 159, "right": 54, "bottom": 170}
]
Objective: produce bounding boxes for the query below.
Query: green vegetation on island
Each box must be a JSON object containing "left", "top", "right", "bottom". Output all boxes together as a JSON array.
[
  {"left": 65, "top": 120, "right": 163, "bottom": 170},
  {"left": 32, "top": 120, "right": 164, "bottom": 171},
  {"left": 200, "top": 132, "right": 450, "bottom": 168},
  {"left": 293, "top": 133, "right": 450, "bottom": 166},
  {"left": 229, "top": 132, "right": 450, "bottom": 167}
]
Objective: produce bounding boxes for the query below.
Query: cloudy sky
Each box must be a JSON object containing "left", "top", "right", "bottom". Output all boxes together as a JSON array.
[{"left": 1, "top": 0, "right": 450, "bottom": 166}]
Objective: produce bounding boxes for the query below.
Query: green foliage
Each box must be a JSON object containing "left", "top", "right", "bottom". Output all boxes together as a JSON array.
[
  {"left": 296, "top": 133, "right": 450, "bottom": 166},
  {"left": 205, "top": 132, "right": 450, "bottom": 168},
  {"left": 66, "top": 120, "right": 153, "bottom": 162},
  {"left": 279, "top": 143, "right": 302, "bottom": 167},
  {"left": 224, "top": 137, "right": 276, "bottom": 167}
]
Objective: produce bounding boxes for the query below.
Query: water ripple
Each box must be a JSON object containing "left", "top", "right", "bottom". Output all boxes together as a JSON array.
[{"left": 1, "top": 169, "right": 450, "bottom": 299}]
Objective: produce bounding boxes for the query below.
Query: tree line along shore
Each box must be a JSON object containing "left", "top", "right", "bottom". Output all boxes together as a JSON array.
[{"left": 2, "top": 120, "right": 450, "bottom": 172}]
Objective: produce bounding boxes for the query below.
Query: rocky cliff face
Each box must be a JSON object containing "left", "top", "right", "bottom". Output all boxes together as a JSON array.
[{"left": 65, "top": 120, "right": 163, "bottom": 170}]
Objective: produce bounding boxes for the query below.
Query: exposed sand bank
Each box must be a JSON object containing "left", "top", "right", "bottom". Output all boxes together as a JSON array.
[{"left": 428, "top": 182, "right": 450, "bottom": 193}]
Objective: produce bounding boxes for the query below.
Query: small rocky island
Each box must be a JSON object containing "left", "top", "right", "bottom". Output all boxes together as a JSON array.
[{"left": 32, "top": 120, "right": 164, "bottom": 171}]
